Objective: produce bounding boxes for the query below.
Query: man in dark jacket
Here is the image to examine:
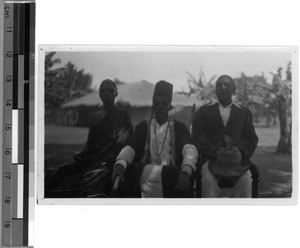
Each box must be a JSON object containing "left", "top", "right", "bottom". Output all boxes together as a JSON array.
[
  {"left": 112, "top": 80, "right": 198, "bottom": 198},
  {"left": 192, "top": 75, "right": 258, "bottom": 198}
]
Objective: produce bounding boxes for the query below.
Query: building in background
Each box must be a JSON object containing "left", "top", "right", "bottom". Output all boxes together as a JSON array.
[{"left": 50, "top": 80, "right": 202, "bottom": 128}]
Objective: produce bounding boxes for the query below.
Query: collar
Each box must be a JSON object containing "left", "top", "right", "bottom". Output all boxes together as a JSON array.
[
  {"left": 152, "top": 118, "right": 169, "bottom": 128},
  {"left": 207, "top": 99, "right": 242, "bottom": 109}
]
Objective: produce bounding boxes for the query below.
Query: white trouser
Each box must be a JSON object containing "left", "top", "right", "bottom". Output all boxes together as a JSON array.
[
  {"left": 140, "top": 164, "right": 163, "bottom": 198},
  {"left": 201, "top": 161, "right": 252, "bottom": 198}
]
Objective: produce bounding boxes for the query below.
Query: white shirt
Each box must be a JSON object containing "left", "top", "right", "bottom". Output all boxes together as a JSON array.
[
  {"left": 218, "top": 102, "right": 232, "bottom": 126},
  {"left": 149, "top": 119, "right": 171, "bottom": 166},
  {"left": 209, "top": 100, "right": 242, "bottom": 126}
]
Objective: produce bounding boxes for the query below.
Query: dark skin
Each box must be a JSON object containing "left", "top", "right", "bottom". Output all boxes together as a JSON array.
[
  {"left": 84, "top": 81, "right": 118, "bottom": 151},
  {"left": 215, "top": 75, "right": 235, "bottom": 107},
  {"left": 152, "top": 96, "right": 172, "bottom": 125},
  {"left": 113, "top": 96, "right": 190, "bottom": 192},
  {"left": 214, "top": 75, "right": 240, "bottom": 158},
  {"left": 152, "top": 97, "right": 190, "bottom": 191},
  {"left": 99, "top": 81, "right": 118, "bottom": 112}
]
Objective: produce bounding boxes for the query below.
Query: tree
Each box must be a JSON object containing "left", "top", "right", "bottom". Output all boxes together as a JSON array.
[
  {"left": 234, "top": 73, "right": 277, "bottom": 125},
  {"left": 184, "top": 68, "right": 286, "bottom": 128},
  {"left": 185, "top": 68, "right": 217, "bottom": 103},
  {"left": 58, "top": 62, "right": 93, "bottom": 101},
  {"left": 44, "top": 52, "right": 66, "bottom": 110},
  {"left": 271, "top": 62, "right": 292, "bottom": 153},
  {"left": 45, "top": 53, "right": 93, "bottom": 110}
]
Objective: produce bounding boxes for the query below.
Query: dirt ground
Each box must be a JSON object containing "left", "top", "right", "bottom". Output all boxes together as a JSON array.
[{"left": 44, "top": 125, "right": 292, "bottom": 198}]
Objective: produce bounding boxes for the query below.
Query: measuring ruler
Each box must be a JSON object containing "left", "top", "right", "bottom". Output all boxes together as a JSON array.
[{"left": 2, "top": 1, "right": 35, "bottom": 246}]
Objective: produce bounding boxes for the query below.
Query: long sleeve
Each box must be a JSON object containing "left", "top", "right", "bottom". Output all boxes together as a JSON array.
[
  {"left": 181, "top": 144, "right": 198, "bottom": 176},
  {"left": 126, "top": 121, "right": 148, "bottom": 162},
  {"left": 236, "top": 109, "right": 258, "bottom": 158},
  {"left": 173, "top": 120, "right": 198, "bottom": 175},
  {"left": 115, "top": 146, "right": 136, "bottom": 169},
  {"left": 192, "top": 107, "right": 217, "bottom": 158},
  {"left": 83, "top": 114, "right": 94, "bottom": 151},
  {"left": 114, "top": 121, "right": 148, "bottom": 168},
  {"left": 115, "top": 111, "right": 133, "bottom": 147}
]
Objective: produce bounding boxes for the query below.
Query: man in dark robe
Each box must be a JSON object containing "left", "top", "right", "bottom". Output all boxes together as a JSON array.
[
  {"left": 112, "top": 81, "right": 198, "bottom": 198},
  {"left": 192, "top": 75, "right": 258, "bottom": 198},
  {"left": 47, "top": 79, "right": 133, "bottom": 198}
]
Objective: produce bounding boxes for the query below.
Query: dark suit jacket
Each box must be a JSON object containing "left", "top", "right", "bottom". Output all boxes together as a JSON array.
[
  {"left": 122, "top": 119, "right": 195, "bottom": 197},
  {"left": 127, "top": 119, "right": 193, "bottom": 168},
  {"left": 192, "top": 102, "right": 258, "bottom": 165}
]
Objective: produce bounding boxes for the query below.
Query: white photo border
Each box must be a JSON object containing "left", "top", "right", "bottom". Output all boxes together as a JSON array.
[{"left": 37, "top": 45, "right": 298, "bottom": 205}]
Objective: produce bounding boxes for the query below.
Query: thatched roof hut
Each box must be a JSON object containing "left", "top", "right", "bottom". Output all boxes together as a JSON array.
[
  {"left": 61, "top": 80, "right": 201, "bottom": 108},
  {"left": 57, "top": 81, "right": 202, "bottom": 127}
]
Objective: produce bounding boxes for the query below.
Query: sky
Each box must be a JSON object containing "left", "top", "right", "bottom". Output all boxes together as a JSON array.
[{"left": 52, "top": 48, "right": 292, "bottom": 91}]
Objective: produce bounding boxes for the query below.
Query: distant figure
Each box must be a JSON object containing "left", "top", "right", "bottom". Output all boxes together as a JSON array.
[
  {"left": 112, "top": 80, "right": 198, "bottom": 198},
  {"left": 192, "top": 75, "right": 258, "bottom": 198},
  {"left": 47, "top": 79, "right": 133, "bottom": 198}
]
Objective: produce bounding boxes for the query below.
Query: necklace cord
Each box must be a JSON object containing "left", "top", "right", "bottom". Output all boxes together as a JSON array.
[{"left": 154, "top": 120, "right": 170, "bottom": 160}]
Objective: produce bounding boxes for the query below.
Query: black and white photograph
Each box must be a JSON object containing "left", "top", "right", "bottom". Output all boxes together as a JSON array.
[
  {"left": 0, "top": 0, "right": 299, "bottom": 248},
  {"left": 38, "top": 46, "right": 297, "bottom": 204}
]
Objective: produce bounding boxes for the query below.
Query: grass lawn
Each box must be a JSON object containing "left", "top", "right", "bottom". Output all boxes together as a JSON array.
[{"left": 44, "top": 125, "right": 292, "bottom": 198}]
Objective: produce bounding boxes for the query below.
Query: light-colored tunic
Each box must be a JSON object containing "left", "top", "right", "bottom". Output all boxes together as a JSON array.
[{"left": 116, "top": 119, "right": 198, "bottom": 198}]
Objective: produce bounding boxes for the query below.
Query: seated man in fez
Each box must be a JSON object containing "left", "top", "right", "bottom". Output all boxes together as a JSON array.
[
  {"left": 192, "top": 75, "right": 258, "bottom": 198},
  {"left": 47, "top": 79, "right": 133, "bottom": 198},
  {"left": 112, "top": 80, "right": 198, "bottom": 198}
]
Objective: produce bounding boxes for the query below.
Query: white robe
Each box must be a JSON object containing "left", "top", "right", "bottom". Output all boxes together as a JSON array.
[{"left": 115, "top": 119, "right": 198, "bottom": 197}]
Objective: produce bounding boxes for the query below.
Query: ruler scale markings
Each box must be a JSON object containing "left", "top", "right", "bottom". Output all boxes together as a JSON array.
[
  {"left": 18, "top": 56, "right": 24, "bottom": 108},
  {"left": 18, "top": 109, "right": 24, "bottom": 164},
  {"left": 2, "top": 2, "right": 35, "bottom": 246},
  {"left": 28, "top": 4, "right": 35, "bottom": 247},
  {"left": 23, "top": 3, "right": 32, "bottom": 246},
  {"left": 12, "top": 55, "right": 18, "bottom": 109},
  {"left": 12, "top": 3, "right": 19, "bottom": 109},
  {"left": 17, "top": 164, "right": 24, "bottom": 219},
  {"left": 12, "top": 164, "right": 18, "bottom": 219},
  {"left": 12, "top": 3, "right": 19, "bottom": 54},
  {"left": 2, "top": 2, "right": 14, "bottom": 246},
  {"left": 12, "top": 110, "right": 18, "bottom": 164},
  {"left": 19, "top": 3, "right": 25, "bottom": 55},
  {"left": 12, "top": 2, "right": 22, "bottom": 246}
]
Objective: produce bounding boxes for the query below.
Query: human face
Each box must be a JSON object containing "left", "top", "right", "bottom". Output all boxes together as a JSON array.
[
  {"left": 99, "top": 82, "right": 117, "bottom": 105},
  {"left": 215, "top": 76, "right": 235, "bottom": 105},
  {"left": 152, "top": 96, "right": 171, "bottom": 123}
]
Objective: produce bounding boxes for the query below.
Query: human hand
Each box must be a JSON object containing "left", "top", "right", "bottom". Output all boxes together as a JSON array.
[
  {"left": 111, "top": 163, "right": 125, "bottom": 182},
  {"left": 176, "top": 172, "right": 190, "bottom": 192},
  {"left": 214, "top": 148, "right": 222, "bottom": 160}
]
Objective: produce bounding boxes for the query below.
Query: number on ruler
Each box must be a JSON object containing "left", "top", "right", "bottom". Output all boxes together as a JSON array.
[
  {"left": 4, "top": 223, "right": 11, "bottom": 228},
  {"left": 6, "top": 51, "right": 12, "bottom": 58},
  {"left": 5, "top": 149, "right": 11, "bottom": 155},
  {"left": 4, "top": 6, "right": 9, "bottom": 18},
  {"left": 5, "top": 173, "right": 11, "bottom": 180},
  {"left": 5, "top": 76, "right": 12, "bottom": 83},
  {"left": 6, "top": 27, "right": 13, "bottom": 33},
  {"left": 6, "top": 100, "right": 12, "bottom": 106},
  {"left": 5, "top": 124, "right": 11, "bottom": 131},
  {"left": 4, "top": 198, "right": 11, "bottom": 204}
]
